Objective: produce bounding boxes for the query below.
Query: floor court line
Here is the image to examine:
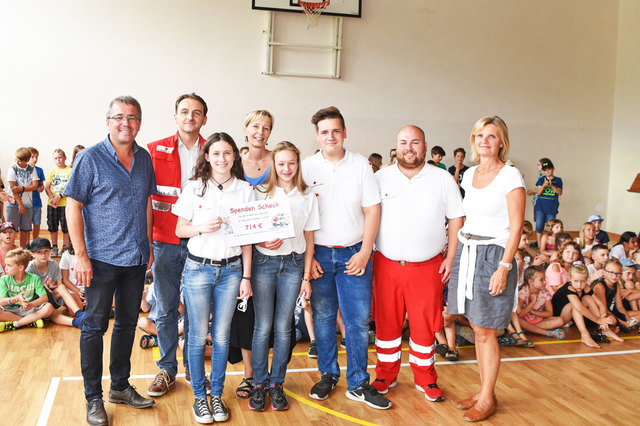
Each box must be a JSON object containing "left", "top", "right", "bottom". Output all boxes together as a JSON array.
[
  {"left": 37, "top": 376, "right": 60, "bottom": 426},
  {"left": 289, "top": 334, "right": 640, "bottom": 356},
  {"left": 284, "top": 387, "right": 383, "bottom": 426},
  {"left": 40, "top": 348, "right": 640, "bottom": 425}
]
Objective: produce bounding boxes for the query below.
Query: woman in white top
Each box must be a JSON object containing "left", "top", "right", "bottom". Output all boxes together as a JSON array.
[
  {"left": 248, "top": 141, "right": 320, "bottom": 412},
  {"left": 447, "top": 116, "right": 525, "bottom": 422},
  {"left": 173, "top": 132, "right": 254, "bottom": 423}
]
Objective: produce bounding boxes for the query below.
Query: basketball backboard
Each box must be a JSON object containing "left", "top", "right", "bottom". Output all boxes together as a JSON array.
[{"left": 252, "top": 0, "right": 361, "bottom": 18}]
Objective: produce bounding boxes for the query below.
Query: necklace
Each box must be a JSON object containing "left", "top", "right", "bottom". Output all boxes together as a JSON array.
[{"left": 212, "top": 176, "right": 232, "bottom": 191}]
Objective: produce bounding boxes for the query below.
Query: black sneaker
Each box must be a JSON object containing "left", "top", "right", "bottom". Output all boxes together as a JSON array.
[
  {"left": 309, "top": 373, "right": 338, "bottom": 400},
  {"left": 346, "top": 383, "right": 392, "bottom": 410},
  {"left": 210, "top": 395, "right": 228, "bottom": 422},
  {"left": 192, "top": 397, "right": 213, "bottom": 424},
  {"left": 248, "top": 385, "right": 267, "bottom": 412},
  {"left": 308, "top": 340, "right": 318, "bottom": 358},
  {"left": 269, "top": 384, "right": 289, "bottom": 411}
]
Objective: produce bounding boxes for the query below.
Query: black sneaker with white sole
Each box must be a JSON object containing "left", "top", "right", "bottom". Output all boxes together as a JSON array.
[
  {"left": 309, "top": 373, "right": 338, "bottom": 400},
  {"left": 346, "top": 383, "right": 392, "bottom": 410},
  {"left": 192, "top": 397, "right": 213, "bottom": 424},
  {"left": 210, "top": 395, "right": 229, "bottom": 422}
]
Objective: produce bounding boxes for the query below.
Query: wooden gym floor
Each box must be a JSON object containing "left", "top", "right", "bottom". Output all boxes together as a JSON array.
[
  {"left": 1, "top": 317, "right": 639, "bottom": 425},
  {"left": 2, "top": 231, "right": 639, "bottom": 425}
]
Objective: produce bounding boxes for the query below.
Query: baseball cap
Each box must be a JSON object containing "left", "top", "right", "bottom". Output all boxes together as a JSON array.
[
  {"left": 588, "top": 214, "right": 604, "bottom": 223},
  {"left": 30, "top": 237, "right": 52, "bottom": 252},
  {"left": 541, "top": 160, "right": 554, "bottom": 170},
  {"left": 0, "top": 222, "right": 18, "bottom": 232}
]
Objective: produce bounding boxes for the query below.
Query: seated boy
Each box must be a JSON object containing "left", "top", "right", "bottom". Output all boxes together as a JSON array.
[
  {"left": 0, "top": 248, "right": 54, "bottom": 331},
  {"left": 26, "top": 238, "right": 85, "bottom": 329},
  {"left": 0, "top": 222, "right": 19, "bottom": 273},
  {"left": 138, "top": 281, "right": 159, "bottom": 348},
  {"left": 588, "top": 244, "right": 610, "bottom": 284},
  {"left": 588, "top": 214, "right": 610, "bottom": 246}
]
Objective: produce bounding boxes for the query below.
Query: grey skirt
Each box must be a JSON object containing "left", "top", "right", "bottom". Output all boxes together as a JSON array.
[{"left": 447, "top": 242, "right": 517, "bottom": 329}]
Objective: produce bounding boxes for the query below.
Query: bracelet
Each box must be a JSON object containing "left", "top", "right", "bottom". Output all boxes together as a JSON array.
[
  {"left": 242, "top": 276, "right": 251, "bottom": 281},
  {"left": 499, "top": 261, "right": 512, "bottom": 271},
  {"left": 302, "top": 277, "right": 311, "bottom": 282}
]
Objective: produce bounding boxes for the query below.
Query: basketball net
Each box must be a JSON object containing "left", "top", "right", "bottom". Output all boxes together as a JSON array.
[{"left": 298, "top": 0, "right": 330, "bottom": 28}]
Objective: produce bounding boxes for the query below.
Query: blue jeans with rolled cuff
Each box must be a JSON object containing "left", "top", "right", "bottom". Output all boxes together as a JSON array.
[{"left": 182, "top": 256, "right": 242, "bottom": 398}]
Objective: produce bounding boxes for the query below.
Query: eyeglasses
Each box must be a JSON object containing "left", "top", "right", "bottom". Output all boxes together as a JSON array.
[
  {"left": 604, "top": 270, "right": 622, "bottom": 276},
  {"left": 108, "top": 114, "right": 140, "bottom": 123}
]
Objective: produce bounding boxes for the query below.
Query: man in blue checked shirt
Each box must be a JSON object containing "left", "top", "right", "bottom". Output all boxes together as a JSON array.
[{"left": 65, "top": 96, "right": 157, "bottom": 426}]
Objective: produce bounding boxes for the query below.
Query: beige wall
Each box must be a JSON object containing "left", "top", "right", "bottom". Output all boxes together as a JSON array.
[
  {"left": 0, "top": 0, "right": 630, "bottom": 231},
  {"left": 607, "top": 0, "right": 640, "bottom": 235}
]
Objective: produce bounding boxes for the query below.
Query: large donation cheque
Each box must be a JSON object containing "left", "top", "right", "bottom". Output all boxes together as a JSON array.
[{"left": 219, "top": 198, "right": 295, "bottom": 247}]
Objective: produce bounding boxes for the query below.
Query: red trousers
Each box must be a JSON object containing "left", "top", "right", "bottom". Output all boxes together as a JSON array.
[{"left": 373, "top": 252, "right": 444, "bottom": 386}]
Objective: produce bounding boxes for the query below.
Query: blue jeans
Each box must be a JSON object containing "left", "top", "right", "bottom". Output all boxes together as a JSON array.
[
  {"left": 153, "top": 239, "right": 189, "bottom": 377},
  {"left": 251, "top": 249, "right": 303, "bottom": 385},
  {"left": 311, "top": 243, "right": 372, "bottom": 391},
  {"left": 182, "top": 256, "right": 242, "bottom": 398},
  {"left": 81, "top": 260, "right": 146, "bottom": 402},
  {"left": 534, "top": 209, "right": 556, "bottom": 233}
]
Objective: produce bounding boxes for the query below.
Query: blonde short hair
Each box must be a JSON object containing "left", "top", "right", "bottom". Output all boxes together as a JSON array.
[
  {"left": 244, "top": 110, "right": 274, "bottom": 130},
  {"left": 5, "top": 248, "right": 30, "bottom": 268},
  {"left": 469, "top": 116, "right": 510, "bottom": 163}
]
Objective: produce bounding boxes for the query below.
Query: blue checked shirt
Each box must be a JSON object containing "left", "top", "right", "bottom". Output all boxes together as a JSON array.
[{"left": 64, "top": 137, "right": 157, "bottom": 266}]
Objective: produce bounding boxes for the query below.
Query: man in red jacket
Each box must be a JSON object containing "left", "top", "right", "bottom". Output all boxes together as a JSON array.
[{"left": 146, "top": 93, "right": 208, "bottom": 397}]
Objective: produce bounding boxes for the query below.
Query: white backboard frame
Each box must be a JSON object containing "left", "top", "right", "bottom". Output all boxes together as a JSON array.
[{"left": 252, "top": 0, "right": 361, "bottom": 18}]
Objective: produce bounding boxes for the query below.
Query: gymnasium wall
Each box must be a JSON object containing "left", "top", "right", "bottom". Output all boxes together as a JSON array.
[
  {"left": 0, "top": 0, "right": 634, "bottom": 232},
  {"left": 607, "top": 0, "right": 640, "bottom": 235}
]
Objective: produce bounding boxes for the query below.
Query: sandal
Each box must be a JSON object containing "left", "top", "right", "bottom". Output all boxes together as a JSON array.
[
  {"left": 546, "top": 328, "right": 566, "bottom": 340},
  {"left": 236, "top": 377, "right": 253, "bottom": 399},
  {"left": 435, "top": 343, "right": 448, "bottom": 357},
  {"left": 515, "top": 331, "right": 535, "bottom": 348},
  {"left": 444, "top": 350, "right": 460, "bottom": 361},
  {"left": 497, "top": 334, "right": 518, "bottom": 346},
  {"left": 590, "top": 332, "right": 610, "bottom": 344},
  {"left": 139, "top": 334, "right": 158, "bottom": 349}
]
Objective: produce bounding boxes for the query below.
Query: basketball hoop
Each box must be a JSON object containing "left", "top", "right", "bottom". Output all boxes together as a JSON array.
[{"left": 298, "top": 0, "right": 330, "bottom": 28}]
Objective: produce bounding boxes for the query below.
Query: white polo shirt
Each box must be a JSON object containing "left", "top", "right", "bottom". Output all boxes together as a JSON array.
[
  {"left": 375, "top": 163, "right": 464, "bottom": 262},
  {"left": 302, "top": 149, "right": 380, "bottom": 247},
  {"left": 173, "top": 177, "right": 255, "bottom": 259},
  {"left": 254, "top": 186, "right": 320, "bottom": 256}
]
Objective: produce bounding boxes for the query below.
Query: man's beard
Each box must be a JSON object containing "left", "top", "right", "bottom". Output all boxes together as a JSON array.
[{"left": 397, "top": 154, "right": 425, "bottom": 169}]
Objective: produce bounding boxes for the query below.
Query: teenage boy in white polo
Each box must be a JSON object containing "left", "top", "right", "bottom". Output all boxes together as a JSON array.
[
  {"left": 301, "top": 106, "right": 390, "bottom": 410},
  {"left": 371, "top": 125, "right": 464, "bottom": 403}
]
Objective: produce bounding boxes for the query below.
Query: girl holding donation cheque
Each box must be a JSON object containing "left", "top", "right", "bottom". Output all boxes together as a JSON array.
[
  {"left": 249, "top": 141, "right": 320, "bottom": 412},
  {"left": 173, "top": 133, "right": 254, "bottom": 424}
]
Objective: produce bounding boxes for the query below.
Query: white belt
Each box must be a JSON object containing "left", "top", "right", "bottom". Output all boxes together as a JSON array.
[{"left": 456, "top": 230, "right": 501, "bottom": 314}]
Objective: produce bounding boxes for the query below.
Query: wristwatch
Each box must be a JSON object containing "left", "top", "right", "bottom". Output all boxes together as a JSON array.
[{"left": 499, "top": 261, "right": 512, "bottom": 270}]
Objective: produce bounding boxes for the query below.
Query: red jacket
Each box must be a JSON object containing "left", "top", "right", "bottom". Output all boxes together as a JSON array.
[{"left": 148, "top": 132, "right": 205, "bottom": 244}]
